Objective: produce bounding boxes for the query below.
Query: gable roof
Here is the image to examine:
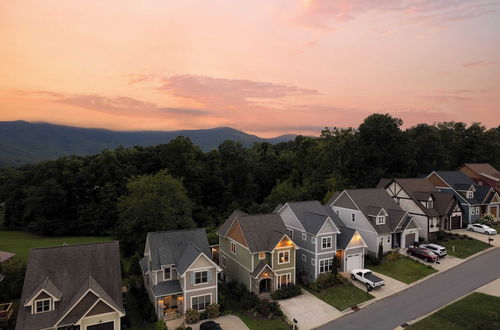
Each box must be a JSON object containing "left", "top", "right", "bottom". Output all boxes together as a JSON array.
[
  {"left": 24, "top": 277, "right": 62, "bottom": 306},
  {"left": 285, "top": 201, "right": 343, "bottom": 235},
  {"left": 337, "top": 227, "right": 356, "bottom": 250},
  {"left": 16, "top": 242, "right": 124, "bottom": 330},
  {"left": 342, "top": 189, "right": 411, "bottom": 234},
  {"left": 250, "top": 262, "right": 275, "bottom": 278},
  {"left": 146, "top": 228, "right": 212, "bottom": 272},
  {"left": 216, "top": 210, "right": 247, "bottom": 237},
  {"left": 460, "top": 163, "right": 500, "bottom": 181},
  {"left": 431, "top": 171, "right": 484, "bottom": 204}
]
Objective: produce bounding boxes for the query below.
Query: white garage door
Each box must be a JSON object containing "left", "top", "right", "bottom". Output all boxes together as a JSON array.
[{"left": 346, "top": 253, "right": 363, "bottom": 271}]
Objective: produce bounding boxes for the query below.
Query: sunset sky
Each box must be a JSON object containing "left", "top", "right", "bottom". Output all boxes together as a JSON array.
[{"left": 1, "top": 0, "right": 499, "bottom": 137}]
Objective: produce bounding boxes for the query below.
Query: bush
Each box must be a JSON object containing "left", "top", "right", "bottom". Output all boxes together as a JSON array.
[
  {"left": 270, "top": 284, "right": 301, "bottom": 300},
  {"left": 156, "top": 320, "right": 168, "bottom": 330},
  {"left": 365, "top": 253, "right": 380, "bottom": 266},
  {"left": 206, "top": 303, "right": 220, "bottom": 319},
  {"left": 316, "top": 272, "right": 337, "bottom": 290},
  {"left": 478, "top": 214, "right": 495, "bottom": 226},
  {"left": 185, "top": 309, "right": 200, "bottom": 324},
  {"left": 240, "top": 292, "right": 259, "bottom": 310},
  {"left": 384, "top": 251, "right": 402, "bottom": 262},
  {"left": 255, "top": 299, "right": 283, "bottom": 318}
]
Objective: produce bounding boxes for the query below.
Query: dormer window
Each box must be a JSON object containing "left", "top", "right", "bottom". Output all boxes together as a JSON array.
[
  {"left": 376, "top": 216, "right": 385, "bottom": 225},
  {"left": 427, "top": 199, "right": 433, "bottom": 209},
  {"left": 34, "top": 298, "right": 52, "bottom": 313},
  {"left": 163, "top": 266, "right": 172, "bottom": 281},
  {"left": 467, "top": 191, "right": 474, "bottom": 199}
]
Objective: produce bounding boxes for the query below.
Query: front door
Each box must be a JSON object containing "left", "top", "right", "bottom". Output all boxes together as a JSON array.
[{"left": 259, "top": 278, "right": 271, "bottom": 293}]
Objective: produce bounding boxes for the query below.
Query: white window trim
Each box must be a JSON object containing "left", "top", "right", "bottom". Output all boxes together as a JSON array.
[
  {"left": 276, "top": 273, "right": 292, "bottom": 289},
  {"left": 387, "top": 235, "right": 391, "bottom": 243},
  {"left": 302, "top": 233, "right": 306, "bottom": 240},
  {"left": 311, "top": 237, "right": 316, "bottom": 244},
  {"left": 321, "top": 236, "right": 332, "bottom": 249},
  {"left": 278, "top": 251, "right": 290, "bottom": 265},
  {"left": 258, "top": 252, "right": 266, "bottom": 260},
  {"left": 351, "top": 213, "right": 356, "bottom": 222},
  {"left": 467, "top": 191, "right": 474, "bottom": 199},
  {"left": 475, "top": 206, "right": 480, "bottom": 214},
  {"left": 34, "top": 298, "right": 52, "bottom": 314},
  {"left": 193, "top": 270, "right": 209, "bottom": 286},
  {"left": 230, "top": 242, "right": 236, "bottom": 255},
  {"left": 288, "top": 229, "right": 293, "bottom": 238},
  {"left": 221, "top": 255, "right": 227, "bottom": 268},
  {"left": 163, "top": 266, "right": 172, "bottom": 281},
  {"left": 319, "top": 258, "right": 334, "bottom": 274},
  {"left": 190, "top": 293, "right": 212, "bottom": 312},
  {"left": 311, "top": 258, "right": 315, "bottom": 266},
  {"left": 376, "top": 216, "right": 385, "bottom": 225}
]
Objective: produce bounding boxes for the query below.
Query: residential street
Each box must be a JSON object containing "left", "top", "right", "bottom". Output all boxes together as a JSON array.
[{"left": 318, "top": 247, "right": 500, "bottom": 330}]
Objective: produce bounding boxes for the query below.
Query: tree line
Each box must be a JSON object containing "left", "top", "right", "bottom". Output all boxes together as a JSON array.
[{"left": 0, "top": 114, "right": 498, "bottom": 253}]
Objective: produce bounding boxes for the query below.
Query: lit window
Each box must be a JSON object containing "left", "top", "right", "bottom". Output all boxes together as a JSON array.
[
  {"left": 35, "top": 299, "right": 51, "bottom": 313},
  {"left": 277, "top": 274, "right": 291, "bottom": 288},
  {"left": 192, "top": 294, "right": 211, "bottom": 311},
  {"left": 321, "top": 237, "right": 332, "bottom": 249},
  {"left": 258, "top": 252, "right": 266, "bottom": 260},
  {"left": 230, "top": 242, "right": 236, "bottom": 254},
  {"left": 195, "top": 271, "right": 208, "bottom": 284},
  {"left": 319, "top": 259, "right": 333, "bottom": 273},
  {"left": 278, "top": 251, "right": 289, "bottom": 264}
]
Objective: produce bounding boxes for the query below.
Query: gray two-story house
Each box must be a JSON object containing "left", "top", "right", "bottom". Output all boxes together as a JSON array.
[
  {"left": 275, "top": 201, "right": 368, "bottom": 281},
  {"left": 140, "top": 229, "right": 222, "bottom": 320}
]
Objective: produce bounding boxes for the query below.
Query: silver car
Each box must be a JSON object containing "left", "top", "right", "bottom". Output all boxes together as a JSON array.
[
  {"left": 467, "top": 223, "right": 497, "bottom": 235},
  {"left": 420, "top": 243, "right": 447, "bottom": 257}
]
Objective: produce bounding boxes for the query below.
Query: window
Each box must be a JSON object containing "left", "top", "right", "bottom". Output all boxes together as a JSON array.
[
  {"left": 35, "top": 299, "right": 51, "bottom": 313},
  {"left": 278, "top": 251, "right": 289, "bottom": 264},
  {"left": 376, "top": 216, "right": 385, "bottom": 225},
  {"left": 288, "top": 229, "right": 293, "bottom": 238},
  {"left": 163, "top": 266, "right": 172, "bottom": 281},
  {"left": 302, "top": 254, "right": 306, "bottom": 262},
  {"left": 351, "top": 213, "right": 356, "bottom": 222},
  {"left": 258, "top": 252, "right": 266, "bottom": 260},
  {"left": 221, "top": 255, "right": 227, "bottom": 268},
  {"left": 311, "top": 258, "right": 315, "bottom": 266},
  {"left": 475, "top": 206, "right": 480, "bottom": 215},
  {"left": 321, "top": 237, "right": 332, "bottom": 249},
  {"left": 336, "top": 210, "right": 340, "bottom": 216},
  {"left": 311, "top": 237, "right": 316, "bottom": 244},
  {"left": 230, "top": 242, "right": 236, "bottom": 255},
  {"left": 302, "top": 233, "right": 306, "bottom": 240},
  {"left": 192, "top": 294, "right": 211, "bottom": 311},
  {"left": 277, "top": 273, "right": 291, "bottom": 288},
  {"left": 195, "top": 271, "right": 208, "bottom": 285},
  {"left": 319, "top": 258, "right": 333, "bottom": 273},
  {"left": 427, "top": 200, "right": 433, "bottom": 209},
  {"left": 467, "top": 191, "right": 474, "bottom": 199},
  {"left": 387, "top": 235, "right": 391, "bottom": 244},
  {"left": 471, "top": 207, "right": 475, "bottom": 215}
]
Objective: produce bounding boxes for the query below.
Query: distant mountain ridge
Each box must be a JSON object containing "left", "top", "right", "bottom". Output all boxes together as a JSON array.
[{"left": 0, "top": 121, "right": 297, "bottom": 166}]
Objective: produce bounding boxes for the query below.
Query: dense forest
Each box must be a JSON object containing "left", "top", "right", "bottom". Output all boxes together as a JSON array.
[{"left": 1, "top": 114, "right": 499, "bottom": 253}]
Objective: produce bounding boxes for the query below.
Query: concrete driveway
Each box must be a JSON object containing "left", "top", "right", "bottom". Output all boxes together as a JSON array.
[
  {"left": 278, "top": 289, "right": 341, "bottom": 330},
  {"left": 453, "top": 228, "right": 499, "bottom": 247},
  {"left": 404, "top": 250, "right": 463, "bottom": 272},
  {"left": 349, "top": 271, "right": 408, "bottom": 300}
]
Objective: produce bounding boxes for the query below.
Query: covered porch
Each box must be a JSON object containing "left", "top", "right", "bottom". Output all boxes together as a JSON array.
[
  {"left": 152, "top": 280, "right": 185, "bottom": 320},
  {"left": 250, "top": 262, "right": 276, "bottom": 295}
]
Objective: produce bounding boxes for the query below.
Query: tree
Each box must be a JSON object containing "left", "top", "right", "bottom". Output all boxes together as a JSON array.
[
  {"left": 114, "top": 170, "right": 195, "bottom": 255},
  {"left": 0, "top": 258, "right": 26, "bottom": 302}
]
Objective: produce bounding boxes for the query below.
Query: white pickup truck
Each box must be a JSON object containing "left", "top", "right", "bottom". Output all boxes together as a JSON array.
[{"left": 351, "top": 269, "right": 385, "bottom": 290}]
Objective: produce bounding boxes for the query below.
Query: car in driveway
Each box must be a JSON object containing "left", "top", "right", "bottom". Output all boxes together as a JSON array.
[
  {"left": 351, "top": 269, "right": 385, "bottom": 290},
  {"left": 407, "top": 247, "right": 439, "bottom": 262},
  {"left": 420, "top": 243, "right": 447, "bottom": 257},
  {"left": 200, "top": 321, "right": 222, "bottom": 330},
  {"left": 467, "top": 223, "right": 497, "bottom": 235}
]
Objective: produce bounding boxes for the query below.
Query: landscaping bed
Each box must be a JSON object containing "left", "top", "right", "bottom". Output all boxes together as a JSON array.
[
  {"left": 408, "top": 292, "right": 500, "bottom": 329},
  {"left": 370, "top": 254, "right": 436, "bottom": 284},
  {"left": 437, "top": 232, "right": 490, "bottom": 258}
]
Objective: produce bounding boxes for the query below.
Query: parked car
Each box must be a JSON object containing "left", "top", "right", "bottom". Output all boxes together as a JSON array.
[
  {"left": 467, "top": 223, "right": 497, "bottom": 235},
  {"left": 351, "top": 269, "right": 385, "bottom": 290},
  {"left": 407, "top": 247, "right": 439, "bottom": 262},
  {"left": 200, "top": 321, "right": 223, "bottom": 330},
  {"left": 420, "top": 243, "right": 447, "bottom": 257}
]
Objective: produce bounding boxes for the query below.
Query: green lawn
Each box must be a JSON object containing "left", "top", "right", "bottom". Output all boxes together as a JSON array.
[
  {"left": 370, "top": 256, "right": 437, "bottom": 284},
  {"left": 491, "top": 224, "right": 500, "bottom": 232},
  {"left": 0, "top": 231, "right": 112, "bottom": 263},
  {"left": 308, "top": 284, "right": 374, "bottom": 311},
  {"left": 233, "top": 311, "right": 289, "bottom": 330},
  {"left": 440, "top": 238, "right": 490, "bottom": 259},
  {"left": 408, "top": 292, "right": 500, "bottom": 329}
]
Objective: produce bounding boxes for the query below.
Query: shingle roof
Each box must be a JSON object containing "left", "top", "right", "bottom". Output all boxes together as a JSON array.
[
  {"left": 216, "top": 210, "right": 247, "bottom": 237},
  {"left": 461, "top": 163, "right": 500, "bottom": 179},
  {"left": 433, "top": 171, "right": 483, "bottom": 204},
  {"left": 337, "top": 227, "right": 356, "bottom": 250},
  {"left": 250, "top": 262, "right": 275, "bottom": 278},
  {"left": 151, "top": 280, "right": 183, "bottom": 297},
  {"left": 341, "top": 189, "right": 410, "bottom": 234},
  {"left": 16, "top": 242, "right": 124, "bottom": 330},
  {"left": 176, "top": 243, "right": 206, "bottom": 275},
  {"left": 24, "top": 277, "right": 62, "bottom": 305},
  {"left": 146, "top": 228, "right": 212, "bottom": 272},
  {"left": 286, "top": 200, "right": 343, "bottom": 234},
  {"left": 237, "top": 214, "right": 288, "bottom": 253}
]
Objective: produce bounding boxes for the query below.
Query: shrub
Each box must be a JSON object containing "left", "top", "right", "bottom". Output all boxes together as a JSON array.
[
  {"left": 240, "top": 292, "right": 259, "bottom": 310},
  {"left": 365, "top": 253, "right": 380, "bottom": 266},
  {"left": 384, "top": 251, "right": 402, "bottom": 262},
  {"left": 316, "top": 272, "right": 336, "bottom": 290},
  {"left": 255, "top": 299, "right": 283, "bottom": 318},
  {"left": 156, "top": 320, "right": 168, "bottom": 330},
  {"left": 206, "top": 303, "right": 220, "bottom": 319},
  {"left": 270, "top": 284, "right": 301, "bottom": 300},
  {"left": 185, "top": 309, "right": 200, "bottom": 324},
  {"left": 335, "top": 273, "right": 348, "bottom": 284},
  {"left": 478, "top": 214, "right": 495, "bottom": 226}
]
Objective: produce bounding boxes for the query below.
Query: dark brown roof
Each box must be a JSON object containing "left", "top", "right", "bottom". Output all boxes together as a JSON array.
[{"left": 460, "top": 163, "right": 500, "bottom": 179}]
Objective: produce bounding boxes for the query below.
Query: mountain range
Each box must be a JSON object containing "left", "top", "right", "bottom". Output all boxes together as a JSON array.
[{"left": 0, "top": 121, "right": 296, "bottom": 166}]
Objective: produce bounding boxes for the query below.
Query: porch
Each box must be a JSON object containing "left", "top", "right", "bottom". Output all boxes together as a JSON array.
[{"left": 158, "top": 294, "right": 184, "bottom": 320}]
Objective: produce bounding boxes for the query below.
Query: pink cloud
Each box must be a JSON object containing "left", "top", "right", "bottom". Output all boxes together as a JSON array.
[{"left": 462, "top": 61, "right": 496, "bottom": 68}]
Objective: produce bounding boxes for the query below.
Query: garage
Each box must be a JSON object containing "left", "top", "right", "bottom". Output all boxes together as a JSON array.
[
  {"left": 450, "top": 216, "right": 462, "bottom": 230},
  {"left": 345, "top": 253, "right": 363, "bottom": 271},
  {"left": 87, "top": 321, "right": 114, "bottom": 330},
  {"left": 405, "top": 233, "right": 415, "bottom": 248}
]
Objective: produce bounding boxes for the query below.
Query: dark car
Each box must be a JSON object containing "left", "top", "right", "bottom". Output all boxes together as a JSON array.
[
  {"left": 407, "top": 247, "right": 439, "bottom": 262},
  {"left": 199, "top": 321, "right": 222, "bottom": 330}
]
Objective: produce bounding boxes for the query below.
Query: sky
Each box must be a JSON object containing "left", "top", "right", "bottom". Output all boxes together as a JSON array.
[{"left": 1, "top": 0, "right": 499, "bottom": 137}]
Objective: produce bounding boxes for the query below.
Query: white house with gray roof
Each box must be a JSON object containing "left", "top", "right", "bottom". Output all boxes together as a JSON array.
[
  {"left": 16, "top": 242, "right": 125, "bottom": 330},
  {"left": 329, "top": 189, "right": 420, "bottom": 255},
  {"left": 275, "top": 201, "right": 368, "bottom": 281},
  {"left": 140, "top": 229, "right": 222, "bottom": 320}
]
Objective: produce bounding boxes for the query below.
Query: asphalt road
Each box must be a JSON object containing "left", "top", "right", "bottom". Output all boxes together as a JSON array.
[{"left": 318, "top": 247, "right": 500, "bottom": 330}]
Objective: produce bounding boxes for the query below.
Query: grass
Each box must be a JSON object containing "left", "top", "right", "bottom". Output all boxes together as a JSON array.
[
  {"left": 440, "top": 237, "right": 490, "bottom": 259},
  {"left": 233, "top": 311, "right": 289, "bottom": 330},
  {"left": 0, "top": 231, "right": 112, "bottom": 263},
  {"left": 370, "top": 256, "right": 437, "bottom": 284},
  {"left": 124, "top": 291, "right": 156, "bottom": 330},
  {"left": 408, "top": 292, "right": 500, "bottom": 330},
  {"left": 308, "top": 284, "right": 374, "bottom": 311},
  {"left": 491, "top": 223, "right": 500, "bottom": 232}
]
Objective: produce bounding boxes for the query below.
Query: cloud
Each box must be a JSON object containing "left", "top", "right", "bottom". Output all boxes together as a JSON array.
[
  {"left": 295, "top": 0, "right": 499, "bottom": 30},
  {"left": 415, "top": 94, "right": 474, "bottom": 103},
  {"left": 462, "top": 61, "right": 496, "bottom": 68}
]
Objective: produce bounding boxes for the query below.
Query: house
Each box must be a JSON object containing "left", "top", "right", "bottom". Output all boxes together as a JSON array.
[
  {"left": 216, "top": 212, "right": 298, "bottom": 295},
  {"left": 378, "top": 178, "right": 463, "bottom": 236},
  {"left": 16, "top": 242, "right": 125, "bottom": 330},
  {"left": 459, "top": 163, "right": 500, "bottom": 193},
  {"left": 427, "top": 171, "right": 500, "bottom": 223},
  {"left": 140, "top": 229, "right": 222, "bottom": 320},
  {"left": 275, "top": 201, "right": 368, "bottom": 281},
  {"left": 329, "top": 189, "right": 420, "bottom": 254},
  {"left": 0, "top": 251, "right": 15, "bottom": 283}
]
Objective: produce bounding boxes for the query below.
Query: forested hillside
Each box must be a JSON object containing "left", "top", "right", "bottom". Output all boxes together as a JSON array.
[
  {"left": 0, "top": 121, "right": 295, "bottom": 165},
  {"left": 1, "top": 114, "right": 498, "bottom": 252}
]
